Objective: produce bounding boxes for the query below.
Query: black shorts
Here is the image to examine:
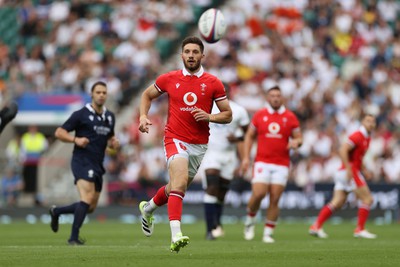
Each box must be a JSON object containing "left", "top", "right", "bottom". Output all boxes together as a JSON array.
[{"left": 71, "top": 157, "right": 104, "bottom": 192}]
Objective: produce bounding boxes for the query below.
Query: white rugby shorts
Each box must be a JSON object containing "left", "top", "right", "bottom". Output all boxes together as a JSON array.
[
  {"left": 251, "top": 161, "right": 289, "bottom": 186},
  {"left": 164, "top": 137, "right": 207, "bottom": 180},
  {"left": 201, "top": 149, "right": 238, "bottom": 180}
]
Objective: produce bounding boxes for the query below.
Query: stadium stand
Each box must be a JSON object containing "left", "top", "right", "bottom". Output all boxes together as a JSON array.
[{"left": 0, "top": 0, "right": 399, "bottom": 207}]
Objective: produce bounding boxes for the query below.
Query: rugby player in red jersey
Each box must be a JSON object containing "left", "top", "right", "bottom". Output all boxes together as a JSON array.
[
  {"left": 138, "top": 36, "right": 232, "bottom": 252},
  {"left": 309, "top": 114, "right": 377, "bottom": 239},
  {"left": 241, "top": 86, "right": 302, "bottom": 243}
]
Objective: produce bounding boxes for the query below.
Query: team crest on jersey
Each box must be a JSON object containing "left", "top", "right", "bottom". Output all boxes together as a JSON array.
[
  {"left": 108, "top": 115, "right": 112, "bottom": 124},
  {"left": 89, "top": 115, "right": 94, "bottom": 121},
  {"left": 176, "top": 83, "right": 180, "bottom": 89},
  {"left": 179, "top": 142, "right": 187, "bottom": 151},
  {"left": 183, "top": 92, "right": 197, "bottom": 106},
  {"left": 263, "top": 116, "right": 268, "bottom": 122}
]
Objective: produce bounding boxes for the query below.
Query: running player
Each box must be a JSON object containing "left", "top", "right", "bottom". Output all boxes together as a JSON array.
[
  {"left": 49, "top": 81, "right": 120, "bottom": 245},
  {"left": 309, "top": 114, "right": 377, "bottom": 239},
  {"left": 138, "top": 36, "right": 232, "bottom": 252},
  {"left": 202, "top": 83, "right": 250, "bottom": 240},
  {"left": 241, "top": 85, "right": 302, "bottom": 243}
]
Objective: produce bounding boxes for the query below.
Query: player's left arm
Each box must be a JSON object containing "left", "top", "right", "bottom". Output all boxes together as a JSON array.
[
  {"left": 191, "top": 99, "right": 232, "bottom": 124},
  {"left": 211, "top": 99, "right": 232, "bottom": 124}
]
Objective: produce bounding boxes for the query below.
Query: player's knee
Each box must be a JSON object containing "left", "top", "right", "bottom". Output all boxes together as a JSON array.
[
  {"left": 206, "top": 174, "right": 220, "bottom": 195},
  {"left": 206, "top": 185, "right": 218, "bottom": 196},
  {"left": 363, "top": 195, "right": 374, "bottom": 206},
  {"left": 88, "top": 205, "right": 96, "bottom": 213}
]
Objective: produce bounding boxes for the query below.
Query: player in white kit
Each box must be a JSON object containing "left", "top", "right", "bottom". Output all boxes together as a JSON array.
[{"left": 202, "top": 84, "right": 250, "bottom": 239}]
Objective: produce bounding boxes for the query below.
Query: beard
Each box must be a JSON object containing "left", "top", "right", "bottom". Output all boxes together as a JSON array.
[{"left": 183, "top": 60, "right": 201, "bottom": 72}]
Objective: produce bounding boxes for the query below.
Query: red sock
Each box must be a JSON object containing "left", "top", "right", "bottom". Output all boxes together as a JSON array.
[
  {"left": 356, "top": 204, "right": 370, "bottom": 231},
  {"left": 315, "top": 204, "right": 334, "bottom": 228},
  {"left": 265, "top": 220, "right": 276, "bottom": 229},
  {"left": 153, "top": 186, "right": 169, "bottom": 206},
  {"left": 168, "top": 190, "right": 185, "bottom": 221}
]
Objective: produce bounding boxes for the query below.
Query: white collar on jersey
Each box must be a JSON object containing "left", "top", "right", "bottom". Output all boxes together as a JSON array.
[
  {"left": 182, "top": 66, "right": 204, "bottom": 77},
  {"left": 265, "top": 102, "right": 286, "bottom": 114},
  {"left": 359, "top": 125, "right": 369, "bottom": 137},
  {"left": 85, "top": 103, "right": 107, "bottom": 120}
]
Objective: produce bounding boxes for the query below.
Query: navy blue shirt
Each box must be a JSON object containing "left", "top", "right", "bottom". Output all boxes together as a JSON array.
[{"left": 62, "top": 104, "right": 115, "bottom": 172}]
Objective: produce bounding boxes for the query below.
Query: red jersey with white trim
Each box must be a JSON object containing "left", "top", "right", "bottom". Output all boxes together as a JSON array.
[
  {"left": 251, "top": 104, "right": 300, "bottom": 167},
  {"left": 340, "top": 126, "right": 371, "bottom": 171},
  {"left": 154, "top": 67, "right": 227, "bottom": 144}
]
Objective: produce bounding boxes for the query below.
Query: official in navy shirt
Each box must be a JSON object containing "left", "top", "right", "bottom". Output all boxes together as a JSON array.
[{"left": 49, "top": 81, "right": 120, "bottom": 245}]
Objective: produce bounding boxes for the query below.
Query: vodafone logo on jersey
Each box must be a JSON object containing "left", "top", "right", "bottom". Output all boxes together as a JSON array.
[
  {"left": 266, "top": 122, "right": 282, "bottom": 138},
  {"left": 183, "top": 92, "right": 197, "bottom": 106},
  {"left": 180, "top": 92, "right": 198, "bottom": 111},
  {"left": 268, "top": 122, "right": 280, "bottom": 134}
]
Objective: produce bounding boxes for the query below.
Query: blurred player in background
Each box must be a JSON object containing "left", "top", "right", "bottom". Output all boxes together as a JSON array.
[
  {"left": 0, "top": 102, "right": 18, "bottom": 134},
  {"left": 202, "top": 83, "right": 250, "bottom": 240},
  {"left": 138, "top": 36, "right": 232, "bottom": 253},
  {"left": 309, "top": 114, "right": 377, "bottom": 239},
  {"left": 49, "top": 81, "right": 120, "bottom": 245},
  {"left": 241, "top": 86, "right": 302, "bottom": 243}
]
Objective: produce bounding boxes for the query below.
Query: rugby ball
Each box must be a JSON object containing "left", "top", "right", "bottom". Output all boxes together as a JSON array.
[{"left": 198, "top": 8, "right": 227, "bottom": 43}]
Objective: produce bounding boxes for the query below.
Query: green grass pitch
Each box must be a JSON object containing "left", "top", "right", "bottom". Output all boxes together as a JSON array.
[{"left": 0, "top": 221, "right": 399, "bottom": 267}]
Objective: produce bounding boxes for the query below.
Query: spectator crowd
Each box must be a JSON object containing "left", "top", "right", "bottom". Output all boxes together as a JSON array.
[{"left": 1, "top": 0, "right": 399, "bottom": 206}]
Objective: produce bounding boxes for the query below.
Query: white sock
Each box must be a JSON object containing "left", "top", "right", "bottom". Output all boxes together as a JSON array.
[
  {"left": 203, "top": 193, "right": 218, "bottom": 204},
  {"left": 144, "top": 199, "right": 158, "bottom": 214},
  {"left": 245, "top": 215, "right": 256, "bottom": 226},
  {"left": 264, "top": 226, "right": 274, "bottom": 236},
  {"left": 170, "top": 220, "right": 181, "bottom": 240}
]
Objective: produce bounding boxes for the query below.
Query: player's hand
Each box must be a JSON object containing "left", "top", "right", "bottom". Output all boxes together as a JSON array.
[
  {"left": 240, "top": 158, "right": 250, "bottom": 176},
  {"left": 109, "top": 136, "right": 120, "bottom": 150},
  {"left": 287, "top": 139, "right": 301, "bottom": 150},
  {"left": 74, "top": 137, "right": 89, "bottom": 148},
  {"left": 363, "top": 169, "right": 373, "bottom": 181},
  {"left": 227, "top": 133, "right": 237, "bottom": 143},
  {"left": 191, "top": 107, "right": 210, "bottom": 122},
  {"left": 139, "top": 116, "right": 152, "bottom": 133}
]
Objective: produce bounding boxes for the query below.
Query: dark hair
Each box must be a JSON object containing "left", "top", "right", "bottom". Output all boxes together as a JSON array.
[
  {"left": 181, "top": 36, "right": 204, "bottom": 53},
  {"left": 266, "top": 85, "right": 281, "bottom": 93},
  {"left": 91, "top": 81, "right": 107, "bottom": 92}
]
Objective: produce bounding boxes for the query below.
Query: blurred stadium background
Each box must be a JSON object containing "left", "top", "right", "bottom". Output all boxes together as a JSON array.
[{"left": 0, "top": 0, "right": 399, "bottom": 224}]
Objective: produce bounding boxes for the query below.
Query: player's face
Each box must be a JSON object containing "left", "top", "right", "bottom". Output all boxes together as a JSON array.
[
  {"left": 267, "top": 89, "right": 282, "bottom": 110},
  {"left": 362, "top": 115, "right": 376, "bottom": 133},
  {"left": 181, "top": 43, "right": 204, "bottom": 73},
  {"left": 91, "top": 85, "right": 107, "bottom": 107}
]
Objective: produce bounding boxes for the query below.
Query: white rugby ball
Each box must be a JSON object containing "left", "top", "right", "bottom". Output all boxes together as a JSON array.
[{"left": 198, "top": 8, "right": 227, "bottom": 43}]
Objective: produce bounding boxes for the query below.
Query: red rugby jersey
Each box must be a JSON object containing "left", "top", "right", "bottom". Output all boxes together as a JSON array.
[
  {"left": 251, "top": 104, "right": 300, "bottom": 167},
  {"left": 154, "top": 67, "right": 227, "bottom": 144},
  {"left": 340, "top": 126, "right": 371, "bottom": 171}
]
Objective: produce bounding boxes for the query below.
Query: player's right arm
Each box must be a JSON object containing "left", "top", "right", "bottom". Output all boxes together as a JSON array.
[
  {"left": 339, "top": 141, "right": 353, "bottom": 180},
  {"left": 139, "top": 84, "right": 162, "bottom": 133},
  {"left": 55, "top": 127, "right": 89, "bottom": 148},
  {"left": 240, "top": 125, "right": 256, "bottom": 175}
]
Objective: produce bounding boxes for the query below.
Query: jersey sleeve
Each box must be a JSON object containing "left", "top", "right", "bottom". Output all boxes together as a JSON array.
[
  {"left": 290, "top": 112, "right": 301, "bottom": 133},
  {"left": 61, "top": 110, "right": 81, "bottom": 132},
  {"left": 154, "top": 73, "right": 170, "bottom": 93},
  {"left": 213, "top": 79, "right": 227, "bottom": 102},
  {"left": 347, "top": 132, "right": 360, "bottom": 148},
  {"left": 108, "top": 112, "right": 116, "bottom": 138}
]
